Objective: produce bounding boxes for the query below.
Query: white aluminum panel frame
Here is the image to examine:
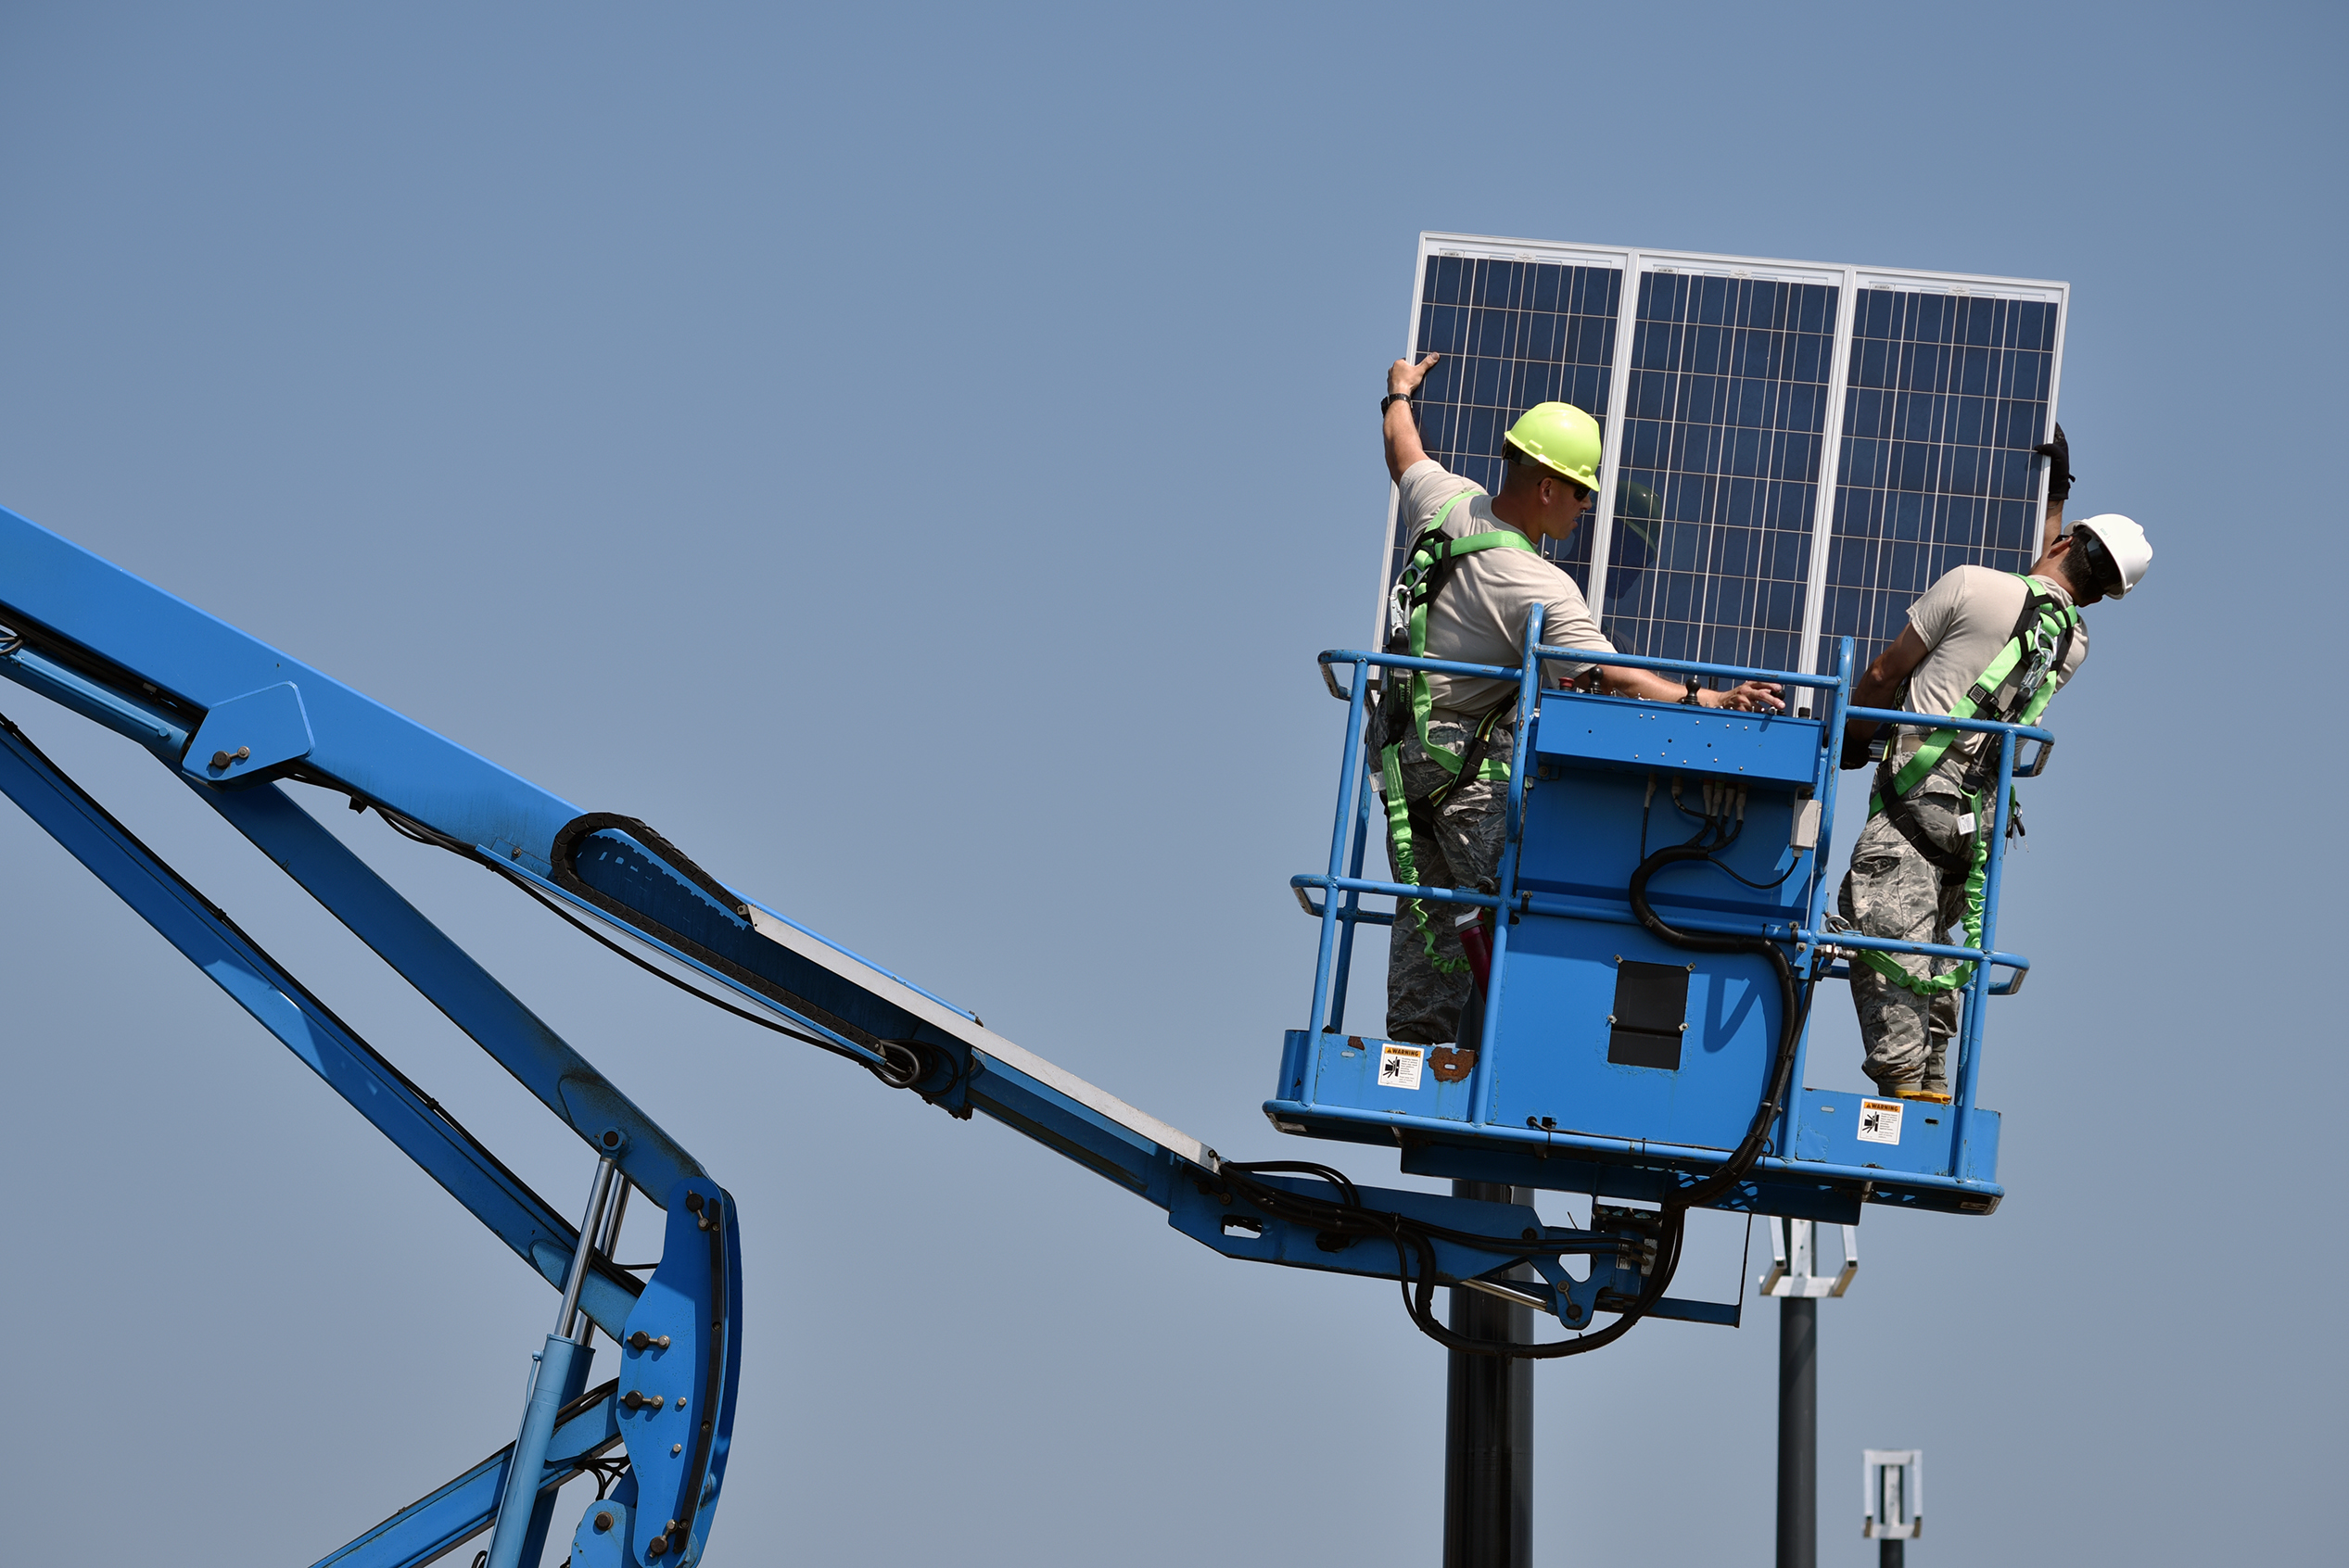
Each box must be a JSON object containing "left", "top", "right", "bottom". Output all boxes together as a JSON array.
[
  {"left": 1382, "top": 234, "right": 2072, "bottom": 673},
  {"left": 1796, "top": 269, "right": 1862, "bottom": 677}
]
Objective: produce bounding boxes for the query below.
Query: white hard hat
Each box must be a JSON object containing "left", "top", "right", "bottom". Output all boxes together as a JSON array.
[{"left": 2068, "top": 513, "right": 2151, "bottom": 599}]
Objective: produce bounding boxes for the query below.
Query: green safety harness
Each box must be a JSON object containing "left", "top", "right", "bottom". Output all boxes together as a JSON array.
[
  {"left": 1375, "top": 491, "right": 1538, "bottom": 974},
  {"left": 1858, "top": 576, "right": 2081, "bottom": 997}
]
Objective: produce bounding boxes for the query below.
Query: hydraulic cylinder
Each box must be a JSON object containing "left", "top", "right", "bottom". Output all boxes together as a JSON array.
[{"left": 485, "top": 1155, "right": 616, "bottom": 1568}]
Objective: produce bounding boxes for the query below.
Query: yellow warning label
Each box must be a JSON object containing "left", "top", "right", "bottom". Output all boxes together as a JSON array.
[{"left": 1378, "top": 1043, "right": 1425, "bottom": 1091}]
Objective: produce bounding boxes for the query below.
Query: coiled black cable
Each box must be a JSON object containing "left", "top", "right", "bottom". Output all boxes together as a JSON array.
[
  {"left": 1203, "top": 1159, "right": 1657, "bottom": 1360},
  {"left": 375, "top": 803, "right": 931, "bottom": 1093}
]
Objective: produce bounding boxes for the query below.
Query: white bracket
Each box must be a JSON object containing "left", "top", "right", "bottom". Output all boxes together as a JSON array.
[
  {"left": 1757, "top": 1217, "right": 1857, "bottom": 1298},
  {"left": 1863, "top": 1448, "right": 1924, "bottom": 1539}
]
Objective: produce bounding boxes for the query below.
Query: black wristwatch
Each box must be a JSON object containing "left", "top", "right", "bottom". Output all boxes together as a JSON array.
[{"left": 1381, "top": 391, "right": 1413, "bottom": 413}]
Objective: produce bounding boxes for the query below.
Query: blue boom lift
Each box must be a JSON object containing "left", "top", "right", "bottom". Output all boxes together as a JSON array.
[{"left": 0, "top": 499, "right": 2050, "bottom": 1564}]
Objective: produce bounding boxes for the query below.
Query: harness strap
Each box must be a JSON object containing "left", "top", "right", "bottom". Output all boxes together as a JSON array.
[
  {"left": 1873, "top": 763, "right": 1975, "bottom": 879},
  {"left": 1873, "top": 576, "right": 2080, "bottom": 811},
  {"left": 1855, "top": 576, "right": 2080, "bottom": 1001},
  {"left": 1386, "top": 490, "right": 1536, "bottom": 782},
  {"left": 1429, "top": 697, "right": 1517, "bottom": 810},
  {"left": 1851, "top": 802, "right": 1992, "bottom": 999},
  {"left": 1376, "top": 488, "right": 1534, "bottom": 977}
]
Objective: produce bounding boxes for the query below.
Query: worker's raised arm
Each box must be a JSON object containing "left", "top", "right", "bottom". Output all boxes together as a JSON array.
[
  {"left": 2032, "top": 424, "right": 2073, "bottom": 556},
  {"left": 1838, "top": 624, "right": 1932, "bottom": 767},
  {"left": 1385, "top": 355, "right": 1439, "bottom": 483}
]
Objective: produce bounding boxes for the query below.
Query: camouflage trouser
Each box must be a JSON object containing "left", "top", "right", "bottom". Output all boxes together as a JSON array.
[
  {"left": 1836, "top": 780, "right": 1971, "bottom": 1092},
  {"left": 1382, "top": 716, "right": 1513, "bottom": 1045}
]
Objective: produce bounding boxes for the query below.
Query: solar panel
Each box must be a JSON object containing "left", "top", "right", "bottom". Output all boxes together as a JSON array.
[
  {"left": 1605, "top": 267, "right": 1837, "bottom": 674},
  {"left": 1818, "top": 285, "right": 2062, "bottom": 672},
  {"left": 1381, "top": 235, "right": 2068, "bottom": 684}
]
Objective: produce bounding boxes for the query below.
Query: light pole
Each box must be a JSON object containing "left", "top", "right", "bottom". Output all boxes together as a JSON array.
[
  {"left": 1442, "top": 1181, "right": 1533, "bottom": 1568},
  {"left": 1759, "top": 1218, "right": 1857, "bottom": 1568},
  {"left": 1863, "top": 1449, "right": 1924, "bottom": 1565}
]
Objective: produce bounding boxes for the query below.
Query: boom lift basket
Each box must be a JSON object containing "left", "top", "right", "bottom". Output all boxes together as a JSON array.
[{"left": 1277, "top": 621, "right": 2047, "bottom": 1223}]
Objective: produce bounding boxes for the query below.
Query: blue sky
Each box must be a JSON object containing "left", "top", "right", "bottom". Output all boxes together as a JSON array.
[{"left": 1, "top": 4, "right": 2340, "bottom": 1564}]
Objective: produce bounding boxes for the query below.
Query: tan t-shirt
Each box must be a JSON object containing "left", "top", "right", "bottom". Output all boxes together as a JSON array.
[
  {"left": 1893, "top": 564, "right": 2089, "bottom": 776},
  {"left": 1393, "top": 459, "right": 1613, "bottom": 717}
]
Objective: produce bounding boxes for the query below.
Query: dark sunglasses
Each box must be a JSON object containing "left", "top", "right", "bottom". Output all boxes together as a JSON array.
[{"left": 2072, "top": 527, "right": 2124, "bottom": 594}]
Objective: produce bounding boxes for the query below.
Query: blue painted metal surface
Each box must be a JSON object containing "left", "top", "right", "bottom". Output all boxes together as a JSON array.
[
  {"left": 1532, "top": 698, "right": 1820, "bottom": 786},
  {"left": 182, "top": 679, "right": 311, "bottom": 782},
  {"left": 615, "top": 1177, "right": 742, "bottom": 1567},
  {"left": 1274, "top": 630, "right": 2051, "bottom": 1220},
  {"left": 569, "top": 1497, "right": 637, "bottom": 1566},
  {"left": 486, "top": 1333, "right": 591, "bottom": 1568},
  {"left": 1164, "top": 1173, "right": 1732, "bottom": 1331},
  {"left": 485, "top": 1334, "right": 596, "bottom": 1568},
  {"left": 309, "top": 1383, "right": 621, "bottom": 1568}
]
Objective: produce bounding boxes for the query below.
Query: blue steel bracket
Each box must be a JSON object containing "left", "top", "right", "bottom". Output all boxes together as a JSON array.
[
  {"left": 612, "top": 1177, "right": 743, "bottom": 1568},
  {"left": 1167, "top": 1173, "right": 1739, "bottom": 1332},
  {"left": 182, "top": 679, "right": 311, "bottom": 784},
  {"left": 570, "top": 1498, "right": 639, "bottom": 1568}
]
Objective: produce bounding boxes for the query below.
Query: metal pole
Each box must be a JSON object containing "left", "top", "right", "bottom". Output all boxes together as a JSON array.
[
  {"left": 1442, "top": 1181, "right": 1531, "bottom": 1568},
  {"left": 1777, "top": 1295, "right": 1817, "bottom": 1568},
  {"left": 1308, "top": 658, "right": 1373, "bottom": 1037},
  {"left": 1879, "top": 1540, "right": 1905, "bottom": 1567},
  {"left": 485, "top": 1155, "right": 616, "bottom": 1568}
]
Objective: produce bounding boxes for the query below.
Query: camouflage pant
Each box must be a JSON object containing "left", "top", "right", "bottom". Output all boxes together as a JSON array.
[
  {"left": 1836, "top": 781, "right": 1971, "bottom": 1091},
  {"left": 1382, "top": 716, "right": 1513, "bottom": 1045}
]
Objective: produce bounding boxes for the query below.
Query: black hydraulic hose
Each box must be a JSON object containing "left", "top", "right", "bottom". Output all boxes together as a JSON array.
[
  {"left": 374, "top": 803, "right": 938, "bottom": 1091},
  {"left": 1627, "top": 841, "right": 1808, "bottom": 1210},
  {"left": 1205, "top": 1161, "right": 1654, "bottom": 1362}
]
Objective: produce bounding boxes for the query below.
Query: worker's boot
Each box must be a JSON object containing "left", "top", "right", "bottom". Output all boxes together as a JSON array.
[
  {"left": 1916, "top": 1041, "right": 1953, "bottom": 1104},
  {"left": 1868, "top": 1072, "right": 1952, "bottom": 1106}
]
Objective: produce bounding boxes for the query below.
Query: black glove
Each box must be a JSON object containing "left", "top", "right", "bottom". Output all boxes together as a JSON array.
[
  {"left": 2031, "top": 423, "right": 2074, "bottom": 507},
  {"left": 1839, "top": 723, "right": 1877, "bottom": 771}
]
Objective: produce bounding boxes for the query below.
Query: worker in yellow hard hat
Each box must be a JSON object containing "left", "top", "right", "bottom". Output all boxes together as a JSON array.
[{"left": 1377, "top": 353, "right": 1783, "bottom": 1046}]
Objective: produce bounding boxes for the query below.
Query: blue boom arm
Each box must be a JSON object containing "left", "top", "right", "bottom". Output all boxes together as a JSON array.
[{"left": 0, "top": 503, "right": 1707, "bottom": 1565}]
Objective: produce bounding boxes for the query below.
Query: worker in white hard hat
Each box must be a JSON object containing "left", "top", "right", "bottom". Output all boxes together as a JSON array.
[
  {"left": 1834, "top": 431, "right": 2152, "bottom": 1100},
  {"left": 1378, "top": 352, "right": 1783, "bottom": 1046}
]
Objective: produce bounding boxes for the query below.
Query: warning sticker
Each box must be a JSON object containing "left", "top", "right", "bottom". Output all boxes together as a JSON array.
[
  {"left": 1378, "top": 1043, "right": 1425, "bottom": 1091},
  {"left": 1857, "top": 1098, "right": 1904, "bottom": 1145}
]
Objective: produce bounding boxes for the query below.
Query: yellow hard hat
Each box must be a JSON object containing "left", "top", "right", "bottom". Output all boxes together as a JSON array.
[{"left": 1503, "top": 402, "right": 1603, "bottom": 490}]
